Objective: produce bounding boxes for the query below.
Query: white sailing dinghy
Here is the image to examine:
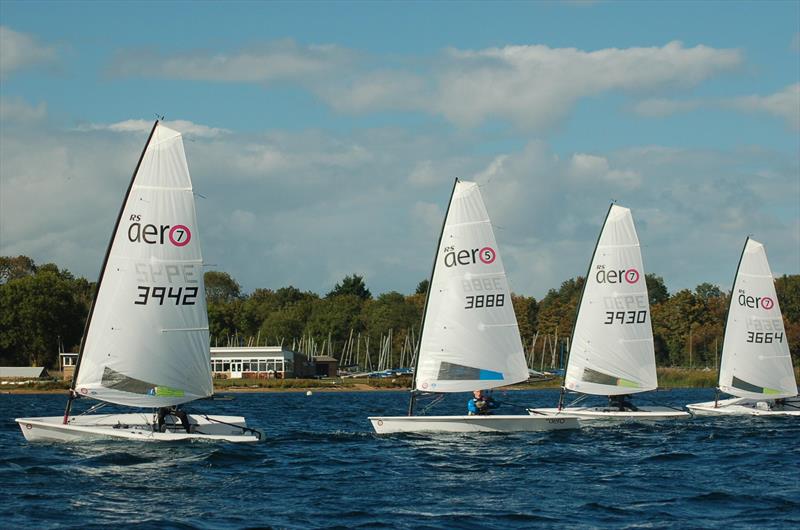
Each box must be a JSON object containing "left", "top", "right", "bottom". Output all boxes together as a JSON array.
[
  {"left": 16, "top": 121, "right": 261, "bottom": 442},
  {"left": 369, "top": 179, "right": 580, "bottom": 433},
  {"left": 687, "top": 238, "right": 799, "bottom": 416},
  {"left": 532, "top": 204, "right": 689, "bottom": 421}
]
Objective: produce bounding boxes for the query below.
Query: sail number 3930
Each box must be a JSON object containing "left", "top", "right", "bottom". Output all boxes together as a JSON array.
[
  {"left": 604, "top": 311, "right": 647, "bottom": 324},
  {"left": 135, "top": 286, "right": 198, "bottom": 305},
  {"left": 465, "top": 294, "right": 505, "bottom": 309}
]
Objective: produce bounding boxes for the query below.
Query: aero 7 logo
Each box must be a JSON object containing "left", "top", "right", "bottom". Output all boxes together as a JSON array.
[
  {"left": 127, "top": 215, "right": 191, "bottom": 247},
  {"left": 738, "top": 290, "right": 774, "bottom": 311},
  {"left": 595, "top": 265, "right": 640, "bottom": 284}
]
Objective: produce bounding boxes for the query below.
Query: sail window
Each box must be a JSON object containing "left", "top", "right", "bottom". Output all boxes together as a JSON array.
[
  {"left": 437, "top": 361, "right": 503, "bottom": 381},
  {"left": 581, "top": 367, "right": 639, "bottom": 389},
  {"left": 101, "top": 367, "right": 156, "bottom": 395},
  {"left": 731, "top": 376, "right": 781, "bottom": 395}
]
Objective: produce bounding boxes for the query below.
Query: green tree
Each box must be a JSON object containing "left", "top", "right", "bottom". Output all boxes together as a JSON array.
[
  {"left": 775, "top": 275, "right": 800, "bottom": 322},
  {"left": 275, "top": 286, "right": 315, "bottom": 308},
  {"left": 645, "top": 274, "right": 669, "bottom": 305},
  {"left": 0, "top": 266, "right": 85, "bottom": 367},
  {"left": 327, "top": 274, "right": 371, "bottom": 300},
  {"left": 238, "top": 287, "right": 319, "bottom": 340},
  {"left": 511, "top": 294, "right": 538, "bottom": 345},
  {"left": 651, "top": 289, "right": 705, "bottom": 366},
  {"left": 260, "top": 299, "right": 315, "bottom": 345},
  {"left": 0, "top": 255, "right": 37, "bottom": 284},
  {"left": 536, "top": 277, "right": 584, "bottom": 338},
  {"left": 207, "top": 299, "right": 243, "bottom": 346},
  {"left": 204, "top": 271, "right": 241, "bottom": 304},
  {"left": 695, "top": 282, "right": 723, "bottom": 300},
  {"left": 775, "top": 274, "right": 800, "bottom": 358},
  {"left": 305, "top": 294, "right": 365, "bottom": 348},
  {"left": 415, "top": 279, "right": 429, "bottom": 295},
  {"left": 362, "top": 292, "right": 419, "bottom": 350}
]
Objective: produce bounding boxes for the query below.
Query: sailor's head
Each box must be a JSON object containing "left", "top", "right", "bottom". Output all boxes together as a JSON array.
[{"left": 473, "top": 389, "right": 485, "bottom": 399}]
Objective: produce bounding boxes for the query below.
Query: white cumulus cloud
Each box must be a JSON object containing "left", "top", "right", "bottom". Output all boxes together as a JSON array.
[
  {"left": 724, "top": 83, "right": 800, "bottom": 130},
  {"left": 0, "top": 26, "right": 57, "bottom": 78},
  {"left": 77, "top": 119, "right": 231, "bottom": 138},
  {"left": 109, "top": 39, "right": 356, "bottom": 83},
  {"left": 427, "top": 41, "right": 741, "bottom": 129},
  {"left": 2, "top": 118, "right": 796, "bottom": 300},
  {"left": 0, "top": 97, "right": 47, "bottom": 123},
  {"left": 106, "top": 39, "right": 742, "bottom": 131}
]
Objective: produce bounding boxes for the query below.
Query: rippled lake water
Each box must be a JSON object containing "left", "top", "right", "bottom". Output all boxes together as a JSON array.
[{"left": 1, "top": 388, "right": 798, "bottom": 529}]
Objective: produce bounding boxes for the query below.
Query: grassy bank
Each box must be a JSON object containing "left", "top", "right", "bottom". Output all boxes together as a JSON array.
[
  {"left": 3, "top": 367, "right": 798, "bottom": 394},
  {"left": 213, "top": 377, "right": 411, "bottom": 391}
]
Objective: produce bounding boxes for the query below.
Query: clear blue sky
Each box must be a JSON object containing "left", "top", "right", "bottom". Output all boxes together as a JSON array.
[{"left": 1, "top": 0, "right": 798, "bottom": 297}]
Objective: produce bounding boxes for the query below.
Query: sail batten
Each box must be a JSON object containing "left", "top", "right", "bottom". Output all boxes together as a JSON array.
[
  {"left": 73, "top": 123, "right": 213, "bottom": 408},
  {"left": 718, "top": 239, "right": 797, "bottom": 400},
  {"left": 564, "top": 205, "right": 658, "bottom": 396},
  {"left": 414, "top": 180, "right": 529, "bottom": 394}
]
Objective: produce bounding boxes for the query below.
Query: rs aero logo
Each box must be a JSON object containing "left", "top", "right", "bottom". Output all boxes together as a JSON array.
[
  {"left": 595, "top": 265, "right": 640, "bottom": 284},
  {"left": 738, "top": 290, "right": 774, "bottom": 310},
  {"left": 127, "top": 215, "right": 191, "bottom": 247},
  {"left": 444, "top": 246, "right": 496, "bottom": 267}
]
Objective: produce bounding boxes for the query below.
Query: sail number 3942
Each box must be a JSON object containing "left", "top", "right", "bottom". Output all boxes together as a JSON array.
[{"left": 135, "top": 286, "right": 198, "bottom": 305}]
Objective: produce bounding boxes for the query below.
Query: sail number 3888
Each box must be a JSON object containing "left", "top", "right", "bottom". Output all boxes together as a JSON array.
[{"left": 464, "top": 294, "right": 505, "bottom": 309}]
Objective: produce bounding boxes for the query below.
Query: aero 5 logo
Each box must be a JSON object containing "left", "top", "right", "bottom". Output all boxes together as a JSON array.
[
  {"left": 738, "top": 290, "right": 774, "bottom": 310},
  {"left": 595, "top": 265, "right": 640, "bottom": 284},
  {"left": 443, "top": 246, "right": 496, "bottom": 267},
  {"left": 127, "top": 215, "right": 191, "bottom": 247}
]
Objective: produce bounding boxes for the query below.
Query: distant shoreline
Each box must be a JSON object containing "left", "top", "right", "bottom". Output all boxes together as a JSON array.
[
  {"left": 1, "top": 367, "right": 741, "bottom": 395},
  {"left": 1, "top": 386, "right": 408, "bottom": 395}
]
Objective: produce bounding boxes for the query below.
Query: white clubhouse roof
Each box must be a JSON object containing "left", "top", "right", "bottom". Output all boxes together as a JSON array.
[
  {"left": 0, "top": 367, "right": 50, "bottom": 378},
  {"left": 210, "top": 346, "right": 295, "bottom": 359}
]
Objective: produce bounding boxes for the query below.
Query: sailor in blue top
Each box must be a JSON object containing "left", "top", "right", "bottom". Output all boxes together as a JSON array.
[{"left": 467, "top": 389, "right": 499, "bottom": 415}]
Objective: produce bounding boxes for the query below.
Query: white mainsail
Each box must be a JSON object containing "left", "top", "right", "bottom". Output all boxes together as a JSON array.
[
  {"left": 74, "top": 123, "right": 213, "bottom": 407},
  {"left": 414, "top": 180, "right": 529, "bottom": 393},
  {"left": 718, "top": 238, "right": 797, "bottom": 399},
  {"left": 564, "top": 204, "right": 658, "bottom": 396}
]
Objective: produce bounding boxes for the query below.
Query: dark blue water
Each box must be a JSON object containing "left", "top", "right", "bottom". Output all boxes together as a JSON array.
[{"left": 1, "top": 389, "right": 798, "bottom": 529}]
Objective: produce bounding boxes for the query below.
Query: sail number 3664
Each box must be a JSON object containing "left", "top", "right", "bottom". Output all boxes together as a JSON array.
[
  {"left": 464, "top": 294, "right": 505, "bottom": 309},
  {"left": 746, "top": 331, "right": 784, "bottom": 343},
  {"left": 135, "top": 286, "right": 198, "bottom": 305}
]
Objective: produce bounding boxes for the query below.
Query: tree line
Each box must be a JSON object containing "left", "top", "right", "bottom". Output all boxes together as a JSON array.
[{"left": 1, "top": 255, "right": 798, "bottom": 371}]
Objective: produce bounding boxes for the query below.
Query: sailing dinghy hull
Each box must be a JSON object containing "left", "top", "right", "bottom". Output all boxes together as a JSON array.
[
  {"left": 369, "top": 414, "right": 580, "bottom": 434},
  {"left": 686, "top": 397, "right": 800, "bottom": 417},
  {"left": 16, "top": 413, "right": 262, "bottom": 443},
  {"left": 532, "top": 407, "right": 690, "bottom": 422}
]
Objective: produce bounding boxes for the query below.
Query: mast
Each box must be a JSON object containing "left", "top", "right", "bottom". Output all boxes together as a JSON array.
[
  {"left": 63, "top": 120, "right": 160, "bottom": 423},
  {"left": 407, "top": 177, "right": 460, "bottom": 416},
  {"left": 714, "top": 236, "right": 750, "bottom": 408},
  {"left": 557, "top": 202, "right": 615, "bottom": 410}
]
